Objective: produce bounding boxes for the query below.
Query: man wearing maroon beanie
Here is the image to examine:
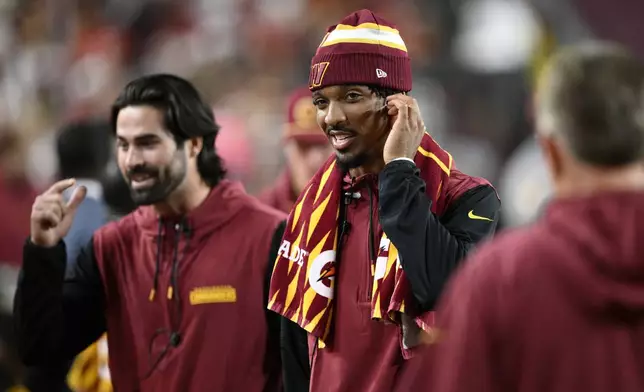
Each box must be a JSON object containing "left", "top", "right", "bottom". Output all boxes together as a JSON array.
[
  {"left": 269, "top": 9, "right": 501, "bottom": 392},
  {"left": 259, "top": 87, "right": 333, "bottom": 213}
]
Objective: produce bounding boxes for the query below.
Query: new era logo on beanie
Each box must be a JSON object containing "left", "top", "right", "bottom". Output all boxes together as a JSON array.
[{"left": 308, "top": 9, "right": 412, "bottom": 92}]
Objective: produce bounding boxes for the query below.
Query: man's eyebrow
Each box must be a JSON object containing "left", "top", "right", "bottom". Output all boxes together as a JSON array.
[
  {"left": 116, "top": 133, "right": 161, "bottom": 142},
  {"left": 135, "top": 134, "right": 160, "bottom": 141}
]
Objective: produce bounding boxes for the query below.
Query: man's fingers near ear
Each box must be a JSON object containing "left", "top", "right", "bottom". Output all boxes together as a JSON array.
[
  {"left": 386, "top": 93, "right": 407, "bottom": 102},
  {"left": 404, "top": 103, "right": 415, "bottom": 130},
  {"left": 387, "top": 99, "right": 406, "bottom": 116},
  {"left": 396, "top": 103, "right": 409, "bottom": 124},
  {"left": 409, "top": 99, "right": 424, "bottom": 131}
]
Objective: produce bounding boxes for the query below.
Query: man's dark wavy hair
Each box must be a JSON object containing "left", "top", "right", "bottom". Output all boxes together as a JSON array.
[{"left": 110, "top": 73, "right": 226, "bottom": 187}]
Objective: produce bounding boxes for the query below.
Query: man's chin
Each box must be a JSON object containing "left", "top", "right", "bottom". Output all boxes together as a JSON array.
[
  {"left": 129, "top": 188, "right": 167, "bottom": 206},
  {"left": 335, "top": 151, "right": 368, "bottom": 172}
]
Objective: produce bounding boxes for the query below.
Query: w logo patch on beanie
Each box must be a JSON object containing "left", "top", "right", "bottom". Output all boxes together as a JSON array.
[{"left": 310, "top": 62, "right": 330, "bottom": 88}]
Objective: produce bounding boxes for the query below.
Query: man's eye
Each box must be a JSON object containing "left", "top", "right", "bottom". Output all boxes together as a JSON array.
[
  {"left": 313, "top": 99, "right": 327, "bottom": 107},
  {"left": 346, "top": 92, "right": 361, "bottom": 101}
]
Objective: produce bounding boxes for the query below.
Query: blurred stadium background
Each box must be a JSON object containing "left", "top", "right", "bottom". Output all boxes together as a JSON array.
[{"left": 0, "top": 0, "right": 641, "bottom": 389}]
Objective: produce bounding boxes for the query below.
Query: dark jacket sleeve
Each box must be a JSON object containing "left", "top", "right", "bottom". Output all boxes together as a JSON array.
[
  {"left": 378, "top": 160, "right": 501, "bottom": 312},
  {"left": 280, "top": 317, "right": 310, "bottom": 392},
  {"left": 14, "top": 238, "right": 107, "bottom": 366},
  {"left": 263, "top": 221, "right": 310, "bottom": 392},
  {"left": 263, "top": 220, "right": 287, "bottom": 392}
]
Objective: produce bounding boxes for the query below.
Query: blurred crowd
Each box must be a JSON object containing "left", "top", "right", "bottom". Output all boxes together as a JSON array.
[{"left": 0, "top": 0, "right": 642, "bottom": 389}]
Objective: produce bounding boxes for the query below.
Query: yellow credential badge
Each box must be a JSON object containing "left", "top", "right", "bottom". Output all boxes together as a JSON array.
[{"left": 189, "top": 286, "right": 237, "bottom": 305}]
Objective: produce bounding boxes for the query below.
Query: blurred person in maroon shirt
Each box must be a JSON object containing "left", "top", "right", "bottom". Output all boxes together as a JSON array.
[
  {"left": 259, "top": 86, "right": 333, "bottom": 213},
  {"left": 430, "top": 41, "right": 644, "bottom": 392},
  {"left": 0, "top": 131, "right": 39, "bottom": 267}
]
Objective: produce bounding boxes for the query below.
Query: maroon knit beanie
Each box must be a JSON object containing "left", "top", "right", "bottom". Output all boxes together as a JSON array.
[{"left": 308, "top": 9, "right": 412, "bottom": 92}]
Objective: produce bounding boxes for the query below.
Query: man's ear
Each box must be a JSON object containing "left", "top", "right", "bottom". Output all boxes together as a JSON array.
[
  {"left": 189, "top": 137, "right": 203, "bottom": 158},
  {"left": 537, "top": 133, "right": 564, "bottom": 179}
]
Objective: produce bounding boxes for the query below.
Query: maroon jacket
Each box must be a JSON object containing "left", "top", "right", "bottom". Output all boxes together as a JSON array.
[
  {"left": 429, "top": 191, "right": 644, "bottom": 392},
  {"left": 258, "top": 170, "right": 297, "bottom": 214},
  {"left": 15, "top": 180, "right": 287, "bottom": 391},
  {"left": 280, "top": 162, "right": 501, "bottom": 392}
]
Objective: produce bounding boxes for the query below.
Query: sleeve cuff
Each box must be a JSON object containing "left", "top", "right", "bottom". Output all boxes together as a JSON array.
[
  {"left": 389, "top": 157, "right": 416, "bottom": 165},
  {"left": 381, "top": 158, "right": 419, "bottom": 179},
  {"left": 24, "top": 238, "right": 66, "bottom": 253},
  {"left": 23, "top": 239, "right": 67, "bottom": 277}
]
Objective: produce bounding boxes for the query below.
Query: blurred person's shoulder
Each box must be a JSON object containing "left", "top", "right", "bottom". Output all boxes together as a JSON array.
[
  {"left": 457, "top": 222, "right": 554, "bottom": 295},
  {"left": 437, "top": 224, "right": 555, "bottom": 364}
]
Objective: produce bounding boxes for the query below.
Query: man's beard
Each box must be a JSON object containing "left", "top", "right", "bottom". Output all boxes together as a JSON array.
[
  {"left": 126, "top": 156, "right": 187, "bottom": 206},
  {"left": 335, "top": 150, "right": 371, "bottom": 173},
  {"left": 129, "top": 176, "right": 183, "bottom": 205}
]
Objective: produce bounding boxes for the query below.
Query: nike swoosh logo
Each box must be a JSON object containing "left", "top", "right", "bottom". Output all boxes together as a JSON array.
[{"left": 468, "top": 210, "right": 493, "bottom": 222}]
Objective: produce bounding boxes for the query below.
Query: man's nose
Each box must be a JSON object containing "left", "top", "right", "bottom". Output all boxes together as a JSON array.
[
  {"left": 124, "top": 147, "right": 144, "bottom": 169},
  {"left": 324, "top": 101, "right": 347, "bottom": 128}
]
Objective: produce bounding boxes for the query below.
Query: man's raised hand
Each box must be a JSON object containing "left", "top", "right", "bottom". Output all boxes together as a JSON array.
[
  {"left": 383, "top": 94, "right": 425, "bottom": 164},
  {"left": 30, "top": 179, "right": 87, "bottom": 247}
]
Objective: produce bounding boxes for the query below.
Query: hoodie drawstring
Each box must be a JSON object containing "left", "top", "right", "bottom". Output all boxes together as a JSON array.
[
  {"left": 368, "top": 183, "right": 376, "bottom": 264},
  {"left": 149, "top": 217, "right": 190, "bottom": 302},
  {"left": 367, "top": 182, "right": 377, "bottom": 301},
  {"left": 148, "top": 219, "right": 164, "bottom": 301},
  {"left": 167, "top": 225, "right": 181, "bottom": 300},
  {"left": 143, "top": 217, "right": 191, "bottom": 379}
]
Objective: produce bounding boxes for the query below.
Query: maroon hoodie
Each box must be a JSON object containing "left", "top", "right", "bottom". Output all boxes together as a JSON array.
[
  {"left": 429, "top": 191, "right": 644, "bottom": 392},
  {"left": 15, "top": 180, "right": 286, "bottom": 391}
]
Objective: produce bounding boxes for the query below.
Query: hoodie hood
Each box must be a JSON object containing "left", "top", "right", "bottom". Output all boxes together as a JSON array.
[
  {"left": 544, "top": 190, "right": 644, "bottom": 315},
  {"left": 134, "top": 180, "right": 252, "bottom": 242}
]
